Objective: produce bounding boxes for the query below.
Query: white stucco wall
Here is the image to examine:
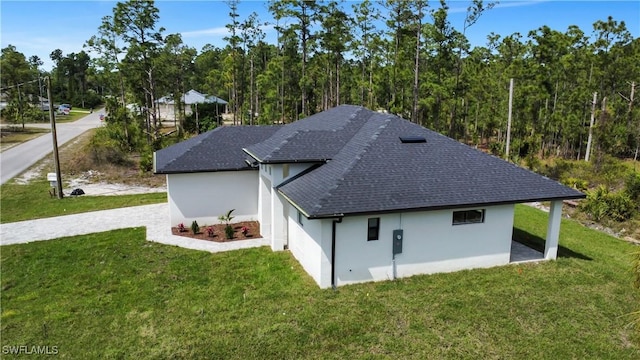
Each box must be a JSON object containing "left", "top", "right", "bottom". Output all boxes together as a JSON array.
[
  {"left": 258, "top": 162, "right": 316, "bottom": 250},
  {"left": 332, "top": 205, "right": 515, "bottom": 287},
  {"left": 287, "top": 207, "right": 333, "bottom": 288},
  {"left": 167, "top": 171, "right": 258, "bottom": 226}
]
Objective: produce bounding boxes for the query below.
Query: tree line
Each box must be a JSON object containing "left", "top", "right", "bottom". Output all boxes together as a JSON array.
[{"left": 1, "top": 0, "right": 638, "bottom": 161}]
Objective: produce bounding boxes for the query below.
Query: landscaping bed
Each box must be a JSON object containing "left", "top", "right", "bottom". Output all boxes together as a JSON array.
[{"left": 171, "top": 221, "right": 261, "bottom": 242}]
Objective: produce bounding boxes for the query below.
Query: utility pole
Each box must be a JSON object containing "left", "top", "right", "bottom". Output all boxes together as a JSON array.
[
  {"left": 505, "top": 78, "right": 514, "bottom": 161},
  {"left": 585, "top": 92, "right": 597, "bottom": 162},
  {"left": 627, "top": 82, "right": 637, "bottom": 161},
  {"left": 46, "top": 77, "right": 63, "bottom": 199},
  {"left": 195, "top": 102, "right": 199, "bottom": 134}
]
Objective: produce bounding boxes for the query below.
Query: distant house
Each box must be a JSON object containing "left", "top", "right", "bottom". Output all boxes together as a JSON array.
[
  {"left": 156, "top": 89, "right": 228, "bottom": 121},
  {"left": 155, "top": 105, "right": 584, "bottom": 288}
]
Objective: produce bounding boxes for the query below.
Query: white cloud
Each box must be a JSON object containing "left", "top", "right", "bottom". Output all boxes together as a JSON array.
[
  {"left": 448, "top": 0, "right": 549, "bottom": 14},
  {"left": 181, "top": 27, "right": 229, "bottom": 38}
]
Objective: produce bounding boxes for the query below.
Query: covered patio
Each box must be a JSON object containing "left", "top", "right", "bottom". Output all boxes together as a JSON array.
[
  {"left": 509, "top": 200, "right": 563, "bottom": 263},
  {"left": 510, "top": 240, "right": 543, "bottom": 262}
]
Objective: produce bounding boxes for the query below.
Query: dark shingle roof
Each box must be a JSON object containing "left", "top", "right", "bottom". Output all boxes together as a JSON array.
[
  {"left": 154, "top": 126, "right": 280, "bottom": 174},
  {"left": 156, "top": 105, "right": 584, "bottom": 216},
  {"left": 243, "top": 105, "right": 371, "bottom": 163},
  {"left": 274, "top": 106, "right": 584, "bottom": 218}
]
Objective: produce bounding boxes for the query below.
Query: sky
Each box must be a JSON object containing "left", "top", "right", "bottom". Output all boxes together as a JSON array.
[{"left": 1, "top": 0, "right": 638, "bottom": 71}]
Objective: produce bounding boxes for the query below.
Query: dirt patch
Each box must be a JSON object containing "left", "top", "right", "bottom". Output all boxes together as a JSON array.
[
  {"left": 12, "top": 130, "right": 167, "bottom": 195},
  {"left": 65, "top": 170, "right": 166, "bottom": 196},
  {"left": 171, "top": 221, "right": 261, "bottom": 242}
]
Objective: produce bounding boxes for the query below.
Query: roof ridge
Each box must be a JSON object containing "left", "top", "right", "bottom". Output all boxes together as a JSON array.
[
  {"left": 263, "top": 130, "right": 301, "bottom": 161},
  {"left": 314, "top": 113, "right": 393, "bottom": 213}
]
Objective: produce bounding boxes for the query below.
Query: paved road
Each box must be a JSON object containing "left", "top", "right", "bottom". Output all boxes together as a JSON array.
[
  {"left": 0, "top": 110, "right": 104, "bottom": 185},
  {"left": 0, "top": 203, "right": 269, "bottom": 253}
]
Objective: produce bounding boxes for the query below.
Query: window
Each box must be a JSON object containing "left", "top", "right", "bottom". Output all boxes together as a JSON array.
[
  {"left": 452, "top": 209, "right": 485, "bottom": 225},
  {"left": 297, "top": 210, "right": 304, "bottom": 227},
  {"left": 367, "top": 218, "right": 380, "bottom": 241}
]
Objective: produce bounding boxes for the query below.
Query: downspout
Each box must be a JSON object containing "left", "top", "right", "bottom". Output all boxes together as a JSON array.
[{"left": 331, "top": 217, "right": 343, "bottom": 290}]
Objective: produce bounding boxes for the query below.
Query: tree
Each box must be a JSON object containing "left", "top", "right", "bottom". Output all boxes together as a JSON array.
[
  {"left": 410, "top": 0, "right": 427, "bottom": 123},
  {"left": 113, "top": 0, "right": 165, "bottom": 144},
  {"left": 86, "top": 14, "right": 127, "bottom": 107},
  {"left": 449, "top": 0, "right": 495, "bottom": 136},
  {"left": 269, "top": 0, "right": 320, "bottom": 117},
  {"left": 157, "top": 34, "right": 197, "bottom": 130},
  {"left": 317, "top": 1, "right": 352, "bottom": 109},
  {"left": 224, "top": 0, "right": 242, "bottom": 125},
  {"left": 351, "top": 0, "right": 382, "bottom": 109},
  {"left": 240, "top": 12, "right": 266, "bottom": 125},
  {"left": 1, "top": 45, "right": 37, "bottom": 127}
]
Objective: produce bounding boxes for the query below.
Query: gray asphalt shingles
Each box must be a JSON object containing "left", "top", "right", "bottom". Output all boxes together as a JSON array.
[
  {"left": 155, "top": 126, "right": 280, "bottom": 173},
  {"left": 244, "top": 105, "right": 370, "bottom": 163},
  {"left": 276, "top": 106, "right": 584, "bottom": 217}
]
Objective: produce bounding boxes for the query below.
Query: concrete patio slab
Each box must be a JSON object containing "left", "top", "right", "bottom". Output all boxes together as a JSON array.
[{"left": 510, "top": 240, "right": 544, "bottom": 263}]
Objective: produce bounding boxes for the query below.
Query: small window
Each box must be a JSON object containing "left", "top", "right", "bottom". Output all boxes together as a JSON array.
[
  {"left": 297, "top": 210, "right": 304, "bottom": 227},
  {"left": 367, "top": 218, "right": 380, "bottom": 241},
  {"left": 452, "top": 209, "right": 485, "bottom": 225}
]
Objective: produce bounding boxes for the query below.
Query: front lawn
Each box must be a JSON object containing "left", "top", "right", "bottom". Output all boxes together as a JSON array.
[
  {"left": 0, "top": 126, "right": 49, "bottom": 152},
  {"left": 54, "top": 108, "right": 94, "bottom": 123},
  {"left": 1, "top": 205, "right": 639, "bottom": 358},
  {"left": 0, "top": 179, "right": 166, "bottom": 223}
]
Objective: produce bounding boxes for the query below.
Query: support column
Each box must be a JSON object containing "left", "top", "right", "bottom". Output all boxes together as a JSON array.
[
  {"left": 270, "top": 165, "right": 287, "bottom": 251},
  {"left": 258, "top": 171, "right": 271, "bottom": 238},
  {"left": 544, "top": 200, "right": 563, "bottom": 260}
]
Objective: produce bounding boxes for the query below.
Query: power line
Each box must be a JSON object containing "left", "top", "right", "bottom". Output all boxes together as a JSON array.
[{"left": 0, "top": 79, "right": 40, "bottom": 91}]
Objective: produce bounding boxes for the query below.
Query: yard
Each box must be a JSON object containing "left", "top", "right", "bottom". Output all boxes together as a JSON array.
[
  {"left": 0, "top": 126, "right": 49, "bottom": 152},
  {"left": 1, "top": 205, "right": 639, "bottom": 358}
]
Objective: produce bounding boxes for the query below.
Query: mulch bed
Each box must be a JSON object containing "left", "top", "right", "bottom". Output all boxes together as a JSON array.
[{"left": 171, "top": 221, "right": 261, "bottom": 242}]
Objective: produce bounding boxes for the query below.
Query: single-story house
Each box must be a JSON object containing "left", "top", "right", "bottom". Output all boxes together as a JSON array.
[
  {"left": 156, "top": 89, "right": 228, "bottom": 121},
  {"left": 155, "top": 105, "right": 585, "bottom": 288}
]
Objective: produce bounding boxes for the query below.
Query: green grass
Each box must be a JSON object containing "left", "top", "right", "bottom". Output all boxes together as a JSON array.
[
  {"left": 0, "top": 127, "right": 50, "bottom": 152},
  {"left": 53, "top": 108, "right": 93, "bottom": 123},
  {"left": 1, "top": 205, "right": 639, "bottom": 358},
  {"left": 0, "top": 179, "right": 166, "bottom": 223}
]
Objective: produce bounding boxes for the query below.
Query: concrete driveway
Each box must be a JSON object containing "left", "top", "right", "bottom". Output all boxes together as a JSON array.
[{"left": 0, "top": 110, "right": 104, "bottom": 185}]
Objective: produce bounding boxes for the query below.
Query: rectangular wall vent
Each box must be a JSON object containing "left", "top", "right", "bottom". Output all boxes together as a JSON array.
[{"left": 399, "top": 136, "right": 426, "bottom": 143}]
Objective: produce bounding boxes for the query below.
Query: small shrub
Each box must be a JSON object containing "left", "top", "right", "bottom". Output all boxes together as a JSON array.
[
  {"left": 241, "top": 226, "right": 249, "bottom": 236},
  {"left": 191, "top": 220, "right": 200, "bottom": 234},
  {"left": 219, "top": 209, "right": 236, "bottom": 239},
  {"left": 218, "top": 209, "right": 235, "bottom": 225},
  {"left": 581, "top": 185, "right": 610, "bottom": 222},
  {"left": 139, "top": 146, "right": 154, "bottom": 173},
  {"left": 488, "top": 141, "right": 503, "bottom": 157},
  {"left": 633, "top": 250, "right": 640, "bottom": 337},
  {"left": 625, "top": 172, "right": 640, "bottom": 202},
  {"left": 607, "top": 192, "right": 635, "bottom": 222},
  {"left": 580, "top": 185, "right": 635, "bottom": 222},
  {"left": 525, "top": 154, "right": 542, "bottom": 172},
  {"left": 206, "top": 226, "right": 215, "bottom": 237},
  {"left": 561, "top": 177, "right": 589, "bottom": 191},
  {"left": 177, "top": 223, "right": 186, "bottom": 232},
  {"left": 225, "top": 225, "right": 234, "bottom": 240}
]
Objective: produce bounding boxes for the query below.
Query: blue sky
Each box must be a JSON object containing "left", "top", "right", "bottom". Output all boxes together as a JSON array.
[{"left": 1, "top": 0, "right": 638, "bottom": 71}]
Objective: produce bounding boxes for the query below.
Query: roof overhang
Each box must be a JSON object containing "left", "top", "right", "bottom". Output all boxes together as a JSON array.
[
  {"left": 154, "top": 167, "right": 258, "bottom": 175},
  {"left": 278, "top": 194, "right": 585, "bottom": 220},
  {"left": 242, "top": 147, "right": 330, "bottom": 165}
]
